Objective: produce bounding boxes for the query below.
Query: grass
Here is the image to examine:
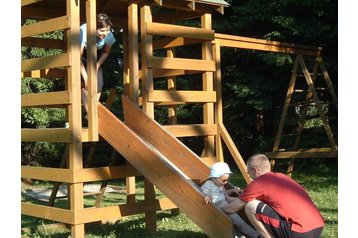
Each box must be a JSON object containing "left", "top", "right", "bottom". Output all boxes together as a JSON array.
[{"left": 21, "top": 160, "right": 338, "bottom": 238}]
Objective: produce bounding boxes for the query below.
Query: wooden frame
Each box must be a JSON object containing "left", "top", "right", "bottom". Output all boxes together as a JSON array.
[{"left": 21, "top": 0, "right": 334, "bottom": 237}]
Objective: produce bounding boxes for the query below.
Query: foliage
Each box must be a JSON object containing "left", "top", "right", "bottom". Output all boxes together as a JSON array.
[{"left": 210, "top": 0, "right": 338, "bottom": 158}]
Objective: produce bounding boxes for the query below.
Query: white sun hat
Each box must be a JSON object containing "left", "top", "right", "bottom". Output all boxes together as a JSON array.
[{"left": 208, "top": 162, "right": 233, "bottom": 178}]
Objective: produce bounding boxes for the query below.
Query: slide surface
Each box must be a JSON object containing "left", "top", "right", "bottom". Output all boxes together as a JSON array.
[{"left": 98, "top": 98, "right": 234, "bottom": 238}]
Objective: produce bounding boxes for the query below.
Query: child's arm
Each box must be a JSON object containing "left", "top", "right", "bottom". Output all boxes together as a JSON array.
[
  {"left": 200, "top": 181, "right": 213, "bottom": 204},
  {"left": 226, "top": 187, "right": 242, "bottom": 197}
]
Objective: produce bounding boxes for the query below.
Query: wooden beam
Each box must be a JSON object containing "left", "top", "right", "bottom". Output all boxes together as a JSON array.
[
  {"left": 21, "top": 166, "right": 73, "bottom": 183},
  {"left": 21, "top": 128, "right": 72, "bottom": 142},
  {"left": 21, "top": 7, "right": 65, "bottom": 21},
  {"left": 147, "top": 56, "right": 215, "bottom": 71},
  {"left": 153, "top": 10, "right": 202, "bottom": 23},
  {"left": 22, "top": 203, "right": 73, "bottom": 224},
  {"left": 21, "top": 16, "right": 69, "bottom": 38},
  {"left": 21, "top": 37, "right": 66, "bottom": 50},
  {"left": 73, "top": 165, "right": 142, "bottom": 183},
  {"left": 21, "top": 68, "right": 66, "bottom": 79},
  {"left": 218, "top": 123, "right": 252, "bottom": 184},
  {"left": 265, "top": 148, "right": 338, "bottom": 159},
  {"left": 74, "top": 198, "right": 177, "bottom": 224},
  {"left": 21, "top": 91, "right": 71, "bottom": 107},
  {"left": 163, "top": 124, "right": 217, "bottom": 137},
  {"left": 215, "top": 33, "right": 322, "bottom": 57},
  {"left": 152, "top": 68, "right": 201, "bottom": 78},
  {"left": 21, "top": 0, "right": 45, "bottom": 7},
  {"left": 147, "top": 22, "right": 214, "bottom": 40},
  {"left": 21, "top": 53, "right": 70, "bottom": 72},
  {"left": 154, "top": 0, "right": 216, "bottom": 13},
  {"left": 148, "top": 90, "right": 216, "bottom": 103},
  {"left": 153, "top": 37, "right": 202, "bottom": 50}
]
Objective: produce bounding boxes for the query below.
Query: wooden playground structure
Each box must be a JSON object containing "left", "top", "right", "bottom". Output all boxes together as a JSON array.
[{"left": 21, "top": 0, "right": 337, "bottom": 237}]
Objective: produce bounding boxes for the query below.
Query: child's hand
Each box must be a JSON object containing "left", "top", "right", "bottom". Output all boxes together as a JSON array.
[{"left": 204, "top": 195, "right": 212, "bottom": 204}]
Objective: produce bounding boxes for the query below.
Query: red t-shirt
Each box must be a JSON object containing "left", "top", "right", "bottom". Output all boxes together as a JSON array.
[{"left": 239, "top": 172, "right": 324, "bottom": 233}]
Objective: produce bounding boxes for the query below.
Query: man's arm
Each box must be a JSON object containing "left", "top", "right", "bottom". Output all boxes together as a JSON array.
[{"left": 221, "top": 198, "right": 246, "bottom": 214}]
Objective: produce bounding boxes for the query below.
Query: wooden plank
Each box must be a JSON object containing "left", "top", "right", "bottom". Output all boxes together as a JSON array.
[
  {"left": 21, "top": 53, "right": 70, "bottom": 72},
  {"left": 73, "top": 165, "right": 142, "bottom": 183},
  {"left": 21, "top": 128, "right": 72, "bottom": 142},
  {"left": 218, "top": 123, "right": 252, "bottom": 184},
  {"left": 98, "top": 102, "right": 234, "bottom": 238},
  {"left": 148, "top": 90, "right": 216, "bottom": 103},
  {"left": 21, "top": 6, "right": 65, "bottom": 20},
  {"left": 21, "top": 91, "right": 71, "bottom": 107},
  {"left": 153, "top": 10, "right": 203, "bottom": 23},
  {"left": 21, "top": 16, "right": 69, "bottom": 38},
  {"left": 122, "top": 96, "right": 210, "bottom": 185},
  {"left": 146, "top": 22, "right": 214, "bottom": 41},
  {"left": 141, "top": 68, "right": 201, "bottom": 79},
  {"left": 155, "top": 0, "right": 218, "bottom": 13},
  {"left": 21, "top": 203, "right": 73, "bottom": 224},
  {"left": 21, "top": 37, "right": 66, "bottom": 50},
  {"left": 265, "top": 149, "right": 338, "bottom": 159},
  {"left": 215, "top": 33, "right": 322, "bottom": 57},
  {"left": 153, "top": 37, "right": 202, "bottom": 50},
  {"left": 74, "top": 198, "right": 177, "bottom": 224},
  {"left": 21, "top": 68, "right": 66, "bottom": 79},
  {"left": 147, "top": 56, "right": 215, "bottom": 72},
  {"left": 163, "top": 124, "right": 217, "bottom": 137},
  {"left": 21, "top": 166, "right": 73, "bottom": 183},
  {"left": 21, "top": 0, "right": 45, "bottom": 7}
]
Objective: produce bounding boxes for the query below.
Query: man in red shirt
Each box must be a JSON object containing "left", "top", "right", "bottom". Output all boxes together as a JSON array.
[{"left": 222, "top": 154, "right": 324, "bottom": 238}]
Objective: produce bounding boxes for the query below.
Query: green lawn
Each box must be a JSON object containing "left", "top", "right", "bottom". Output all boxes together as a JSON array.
[{"left": 21, "top": 160, "right": 338, "bottom": 238}]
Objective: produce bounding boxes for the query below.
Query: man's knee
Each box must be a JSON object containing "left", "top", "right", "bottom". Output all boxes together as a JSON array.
[{"left": 245, "top": 199, "right": 261, "bottom": 216}]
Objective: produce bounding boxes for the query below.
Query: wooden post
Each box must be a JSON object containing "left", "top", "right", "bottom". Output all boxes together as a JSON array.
[
  {"left": 86, "top": 0, "right": 98, "bottom": 141},
  {"left": 140, "top": 4, "right": 157, "bottom": 232},
  {"left": 213, "top": 41, "right": 224, "bottom": 162},
  {"left": 66, "top": 0, "right": 84, "bottom": 237},
  {"left": 128, "top": 1, "right": 139, "bottom": 104},
  {"left": 167, "top": 48, "right": 177, "bottom": 124},
  {"left": 201, "top": 13, "right": 215, "bottom": 158}
]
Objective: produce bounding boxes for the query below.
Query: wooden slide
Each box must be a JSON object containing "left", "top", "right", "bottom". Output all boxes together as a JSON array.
[{"left": 98, "top": 96, "right": 234, "bottom": 238}]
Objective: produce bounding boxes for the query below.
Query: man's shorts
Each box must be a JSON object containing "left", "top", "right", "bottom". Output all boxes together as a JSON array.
[{"left": 256, "top": 202, "right": 323, "bottom": 238}]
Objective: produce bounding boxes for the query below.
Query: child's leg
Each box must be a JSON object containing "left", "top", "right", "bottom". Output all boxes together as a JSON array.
[{"left": 229, "top": 213, "right": 261, "bottom": 238}]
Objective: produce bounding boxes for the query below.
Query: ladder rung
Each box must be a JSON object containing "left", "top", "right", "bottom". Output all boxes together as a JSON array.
[
  {"left": 296, "top": 72, "right": 323, "bottom": 77},
  {"left": 290, "top": 101, "right": 332, "bottom": 107},
  {"left": 294, "top": 87, "right": 329, "bottom": 93}
]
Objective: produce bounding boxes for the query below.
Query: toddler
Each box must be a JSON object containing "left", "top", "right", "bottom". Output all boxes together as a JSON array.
[{"left": 201, "top": 162, "right": 261, "bottom": 238}]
